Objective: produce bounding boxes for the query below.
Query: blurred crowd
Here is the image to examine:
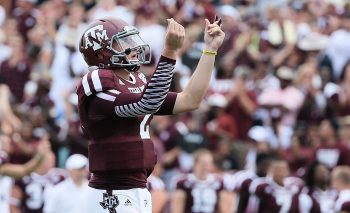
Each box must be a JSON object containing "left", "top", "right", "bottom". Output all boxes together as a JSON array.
[{"left": 1, "top": 0, "right": 350, "bottom": 212}]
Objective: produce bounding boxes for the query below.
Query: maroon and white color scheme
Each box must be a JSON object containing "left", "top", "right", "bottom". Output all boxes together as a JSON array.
[
  {"left": 79, "top": 18, "right": 151, "bottom": 72},
  {"left": 13, "top": 169, "right": 66, "bottom": 213},
  {"left": 147, "top": 175, "right": 165, "bottom": 191},
  {"left": 335, "top": 189, "right": 350, "bottom": 212},
  {"left": 303, "top": 187, "right": 337, "bottom": 213},
  {"left": 0, "top": 151, "right": 11, "bottom": 213},
  {"left": 249, "top": 177, "right": 309, "bottom": 213},
  {"left": 76, "top": 56, "right": 177, "bottom": 190},
  {"left": 175, "top": 174, "right": 224, "bottom": 213},
  {"left": 315, "top": 144, "right": 350, "bottom": 169},
  {"left": 225, "top": 170, "right": 257, "bottom": 213},
  {"left": 0, "top": 151, "right": 9, "bottom": 166}
]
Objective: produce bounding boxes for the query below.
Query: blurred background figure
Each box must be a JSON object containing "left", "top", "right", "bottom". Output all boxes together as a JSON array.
[
  {"left": 302, "top": 161, "right": 336, "bottom": 212},
  {"left": 332, "top": 166, "right": 350, "bottom": 212},
  {"left": 147, "top": 163, "right": 168, "bottom": 213},
  {"left": 171, "top": 149, "right": 233, "bottom": 213},
  {"left": 43, "top": 154, "right": 92, "bottom": 213},
  {"left": 10, "top": 151, "right": 66, "bottom": 213}
]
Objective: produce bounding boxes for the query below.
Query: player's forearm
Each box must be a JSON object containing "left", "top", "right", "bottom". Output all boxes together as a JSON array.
[
  {"left": 115, "top": 56, "right": 175, "bottom": 117},
  {"left": 0, "top": 153, "right": 44, "bottom": 179},
  {"left": 181, "top": 51, "right": 216, "bottom": 110}
]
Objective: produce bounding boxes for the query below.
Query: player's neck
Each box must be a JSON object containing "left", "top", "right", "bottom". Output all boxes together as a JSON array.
[{"left": 113, "top": 69, "right": 131, "bottom": 81}]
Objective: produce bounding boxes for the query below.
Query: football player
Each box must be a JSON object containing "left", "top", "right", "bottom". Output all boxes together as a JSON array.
[
  {"left": 249, "top": 157, "right": 312, "bottom": 213},
  {"left": 76, "top": 15, "right": 224, "bottom": 213},
  {"left": 10, "top": 151, "right": 66, "bottom": 213},
  {"left": 171, "top": 149, "right": 233, "bottom": 213}
]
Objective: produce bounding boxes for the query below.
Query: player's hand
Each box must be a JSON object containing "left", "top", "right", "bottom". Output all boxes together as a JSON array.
[
  {"left": 204, "top": 16, "right": 225, "bottom": 52},
  {"left": 164, "top": 18, "right": 185, "bottom": 52}
]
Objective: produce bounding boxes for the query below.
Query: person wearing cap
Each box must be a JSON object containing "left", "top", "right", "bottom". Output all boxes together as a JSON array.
[
  {"left": 43, "top": 154, "right": 95, "bottom": 213},
  {"left": 258, "top": 66, "right": 304, "bottom": 129}
]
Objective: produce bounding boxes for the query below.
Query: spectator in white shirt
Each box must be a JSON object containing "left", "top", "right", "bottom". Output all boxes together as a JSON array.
[
  {"left": 43, "top": 154, "right": 96, "bottom": 213},
  {"left": 326, "top": 14, "right": 350, "bottom": 82}
]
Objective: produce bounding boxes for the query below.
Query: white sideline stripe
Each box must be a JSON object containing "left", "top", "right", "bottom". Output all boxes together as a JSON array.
[
  {"left": 96, "top": 92, "right": 116, "bottom": 102},
  {"left": 91, "top": 70, "right": 102, "bottom": 92},
  {"left": 82, "top": 74, "right": 92, "bottom": 96},
  {"left": 108, "top": 89, "right": 121, "bottom": 95}
]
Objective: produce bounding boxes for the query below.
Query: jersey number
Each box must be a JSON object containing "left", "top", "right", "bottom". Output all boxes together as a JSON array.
[
  {"left": 25, "top": 182, "right": 44, "bottom": 209},
  {"left": 140, "top": 114, "right": 152, "bottom": 139},
  {"left": 191, "top": 188, "right": 217, "bottom": 213}
]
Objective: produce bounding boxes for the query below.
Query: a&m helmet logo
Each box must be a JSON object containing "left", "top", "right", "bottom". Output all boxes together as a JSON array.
[
  {"left": 100, "top": 192, "right": 119, "bottom": 213},
  {"left": 83, "top": 25, "right": 109, "bottom": 51}
]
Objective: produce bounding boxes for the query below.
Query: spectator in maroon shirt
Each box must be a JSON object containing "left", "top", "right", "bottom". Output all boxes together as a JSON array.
[
  {"left": 12, "top": 0, "right": 37, "bottom": 43},
  {"left": 226, "top": 71, "right": 258, "bottom": 140},
  {"left": 205, "top": 93, "right": 238, "bottom": 150},
  {"left": 0, "top": 35, "right": 31, "bottom": 102}
]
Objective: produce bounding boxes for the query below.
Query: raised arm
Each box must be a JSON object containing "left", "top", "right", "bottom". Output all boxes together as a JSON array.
[
  {"left": 88, "top": 19, "right": 185, "bottom": 118},
  {"left": 173, "top": 17, "right": 225, "bottom": 114},
  {"left": 0, "top": 137, "right": 49, "bottom": 179}
]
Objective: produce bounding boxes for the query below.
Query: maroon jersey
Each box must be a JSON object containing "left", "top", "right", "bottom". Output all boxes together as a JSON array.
[
  {"left": 176, "top": 174, "right": 224, "bottom": 213},
  {"left": 315, "top": 143, "right": 350, "bottom": 169},
  {"left": 303, "top": 187, "right": 337, "bottom": 212},
  {"left": 249, "top": 177, "right": 305, "bottom": 213},
  {"left": 14, "top": 169, "right": 66, "bottom": 213},
  {"left": 0, "top": 59, "right": 31, "bottom": 102},
  {"left": 227, "top": 170, "right": 257, "bottom": 213},
  {"left": 76, "top": 56, "right": 177, "bottom": 190},
  {"left": 335, "top": 189, "right": 350, "bottom": 212}
]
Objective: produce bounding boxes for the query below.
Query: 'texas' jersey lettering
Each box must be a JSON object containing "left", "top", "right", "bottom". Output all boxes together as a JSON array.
[{"left": 128, "top": 85, "right": 145, "bottom": 93}]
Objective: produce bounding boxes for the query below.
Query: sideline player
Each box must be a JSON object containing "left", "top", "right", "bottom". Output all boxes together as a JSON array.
[
  {"left": 171, "top": 149, "right": 233, "bottom": 213},
  {"left": 77, "top": 16, "right": 225, "bottom": 213}
]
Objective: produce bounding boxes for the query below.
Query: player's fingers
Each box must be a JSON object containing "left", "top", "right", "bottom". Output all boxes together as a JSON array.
[
  {"left": 166, "top": 18, "right": 175, "bottom": 32},
  {"left": 208, "top": 26, "right": 222, "bottom": 35},
  {"left": 205, "top": 19, "right": 210, "bottom": 31},
  {"left": 218, "top": 18, "right": 222, "bottom": 26}
]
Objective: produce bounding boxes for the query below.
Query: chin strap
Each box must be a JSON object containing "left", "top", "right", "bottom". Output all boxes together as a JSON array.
[{"left": 124, "top": 64, "right": 140, "bottom": 72}]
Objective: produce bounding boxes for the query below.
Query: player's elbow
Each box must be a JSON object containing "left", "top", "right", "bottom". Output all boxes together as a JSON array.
[
  {"left": 184, "top": 97, "right": 201, "bottom": 112},
  {"left": 188, "top": 100, "right": 201, "bottom": 111}
]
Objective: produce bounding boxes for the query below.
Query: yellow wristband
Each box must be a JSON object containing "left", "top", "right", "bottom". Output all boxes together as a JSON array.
[{"left": 202, "top": 49, "right": 217, "bottom": 56}]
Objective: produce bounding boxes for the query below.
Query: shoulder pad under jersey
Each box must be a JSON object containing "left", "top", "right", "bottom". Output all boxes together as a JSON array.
[{"left": 76, "top": 69, "right": 116, "bottom": 102}]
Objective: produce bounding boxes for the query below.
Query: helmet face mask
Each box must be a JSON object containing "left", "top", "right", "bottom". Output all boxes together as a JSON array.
[
  {"left": 79, "top": 19, "right": 152, "bottom": 72},
  {"left": 109, "top": 26, "right": 151, "bottom": 69}
]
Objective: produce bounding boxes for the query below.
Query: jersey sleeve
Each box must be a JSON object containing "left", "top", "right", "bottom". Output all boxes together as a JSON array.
[
  {"left": 154, "top": 92, "right": 177, "bottom": 115},
  {"left": 86, "top": 56, "right": 176, "bottom": 118},
  {"left": 176, "top": 178, "right": 187, "bottom": 190},
  {"left": 341, "top": 201, "right": 350, "bottom": 212},
  {"left": 114, "top": 56, "right": 176, "bottom": 117},
  {"left": 249, "top": 178, "right": 267, "bottom": 197}
]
